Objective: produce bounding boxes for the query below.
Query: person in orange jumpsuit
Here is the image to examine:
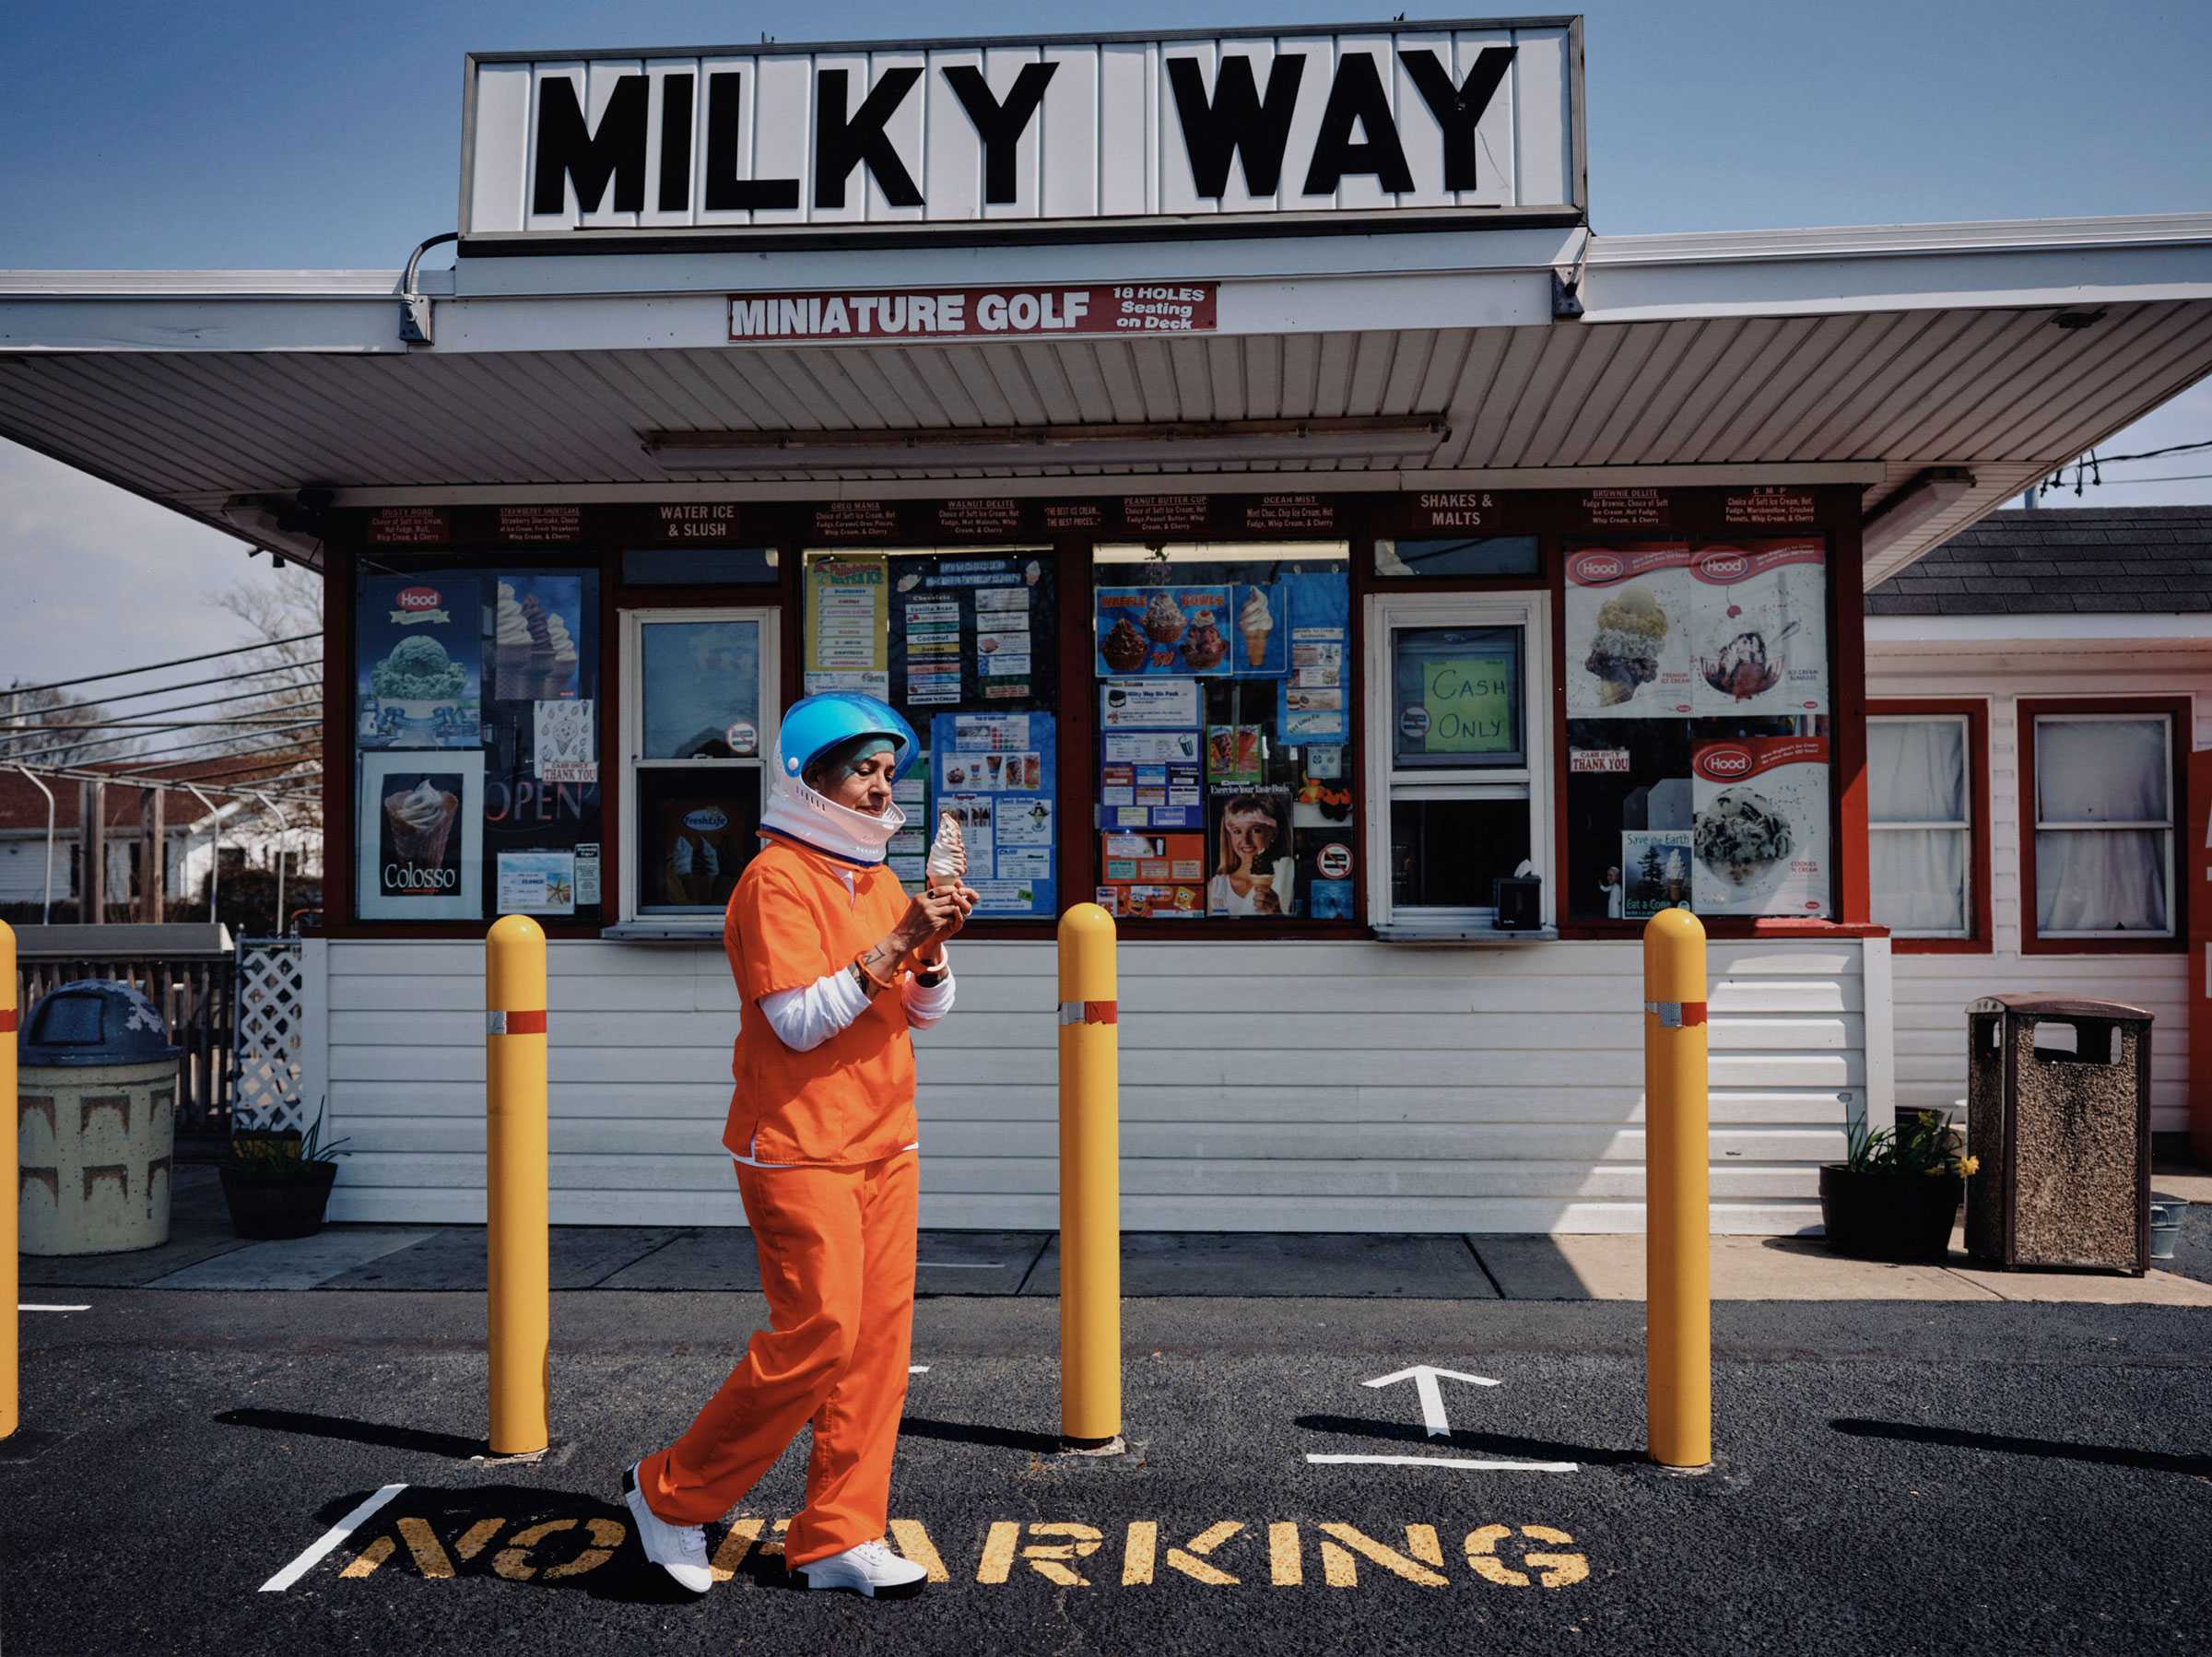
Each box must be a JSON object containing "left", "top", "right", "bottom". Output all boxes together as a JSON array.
[{"left": 622, "top": 692, "right": 974, "bottom": 1599}]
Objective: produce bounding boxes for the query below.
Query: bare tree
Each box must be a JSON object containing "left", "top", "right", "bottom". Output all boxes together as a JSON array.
[
  {"left": 206, "top": 568, "right": 325, "bottom": 837},
  {"left": 0, "top": 684, "right": 138, "bottom": 766}
]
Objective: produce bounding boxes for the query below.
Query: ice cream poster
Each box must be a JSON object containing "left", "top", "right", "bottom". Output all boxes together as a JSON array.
[
  {"left": 1100, "top": 730, "right": 1202, "bottom": 830},
  {"left": 357, "top": 575, "right": 483, "bottom": 749},
  {"left": 1273, "top": 569, "right": 1351, "bottom": 740},
  {"left": 490, "top": 576, "right": 583, "bottom": 702},
  {"left": 930, "top": 711, "right": 1056, "bottom": 917},
  {"left": 1688, "top": 542, "right": 1828, "bottom": 717},
  {"left": 357, "top": 750, "right": 484, "bottom": 920},
  {"left": 1690, "top": 736, "right": 1830, "bottom": 917},
  {"left": 1621, "top": 829, "right": 1693, "bottom": 921},
  {"left": 1095, "top": 586, "right": 1236, "bottom": 677},
  {"left": 1232, "top": 582, "right": 1288, "bottom": 676},
  {"left": 1564, "top": 546, "right": 1693, "bottom": 719}
]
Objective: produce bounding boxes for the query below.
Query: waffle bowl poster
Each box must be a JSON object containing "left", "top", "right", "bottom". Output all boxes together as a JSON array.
[
  {"left": 1563, "top": 546, "right": 1693, "bottom": 718},
  {"left": 1095, "top": 585, "right": 1236, "bottom": 677},
  {"left": 357, "top": 751, "right": 485, "bottom": 920},
  {"left": 1688, "top": 542, "right": 1828, "bottom": 716},
  {"left": 1689, "top": 737, "right": 1830, "bottom": 917},
  {"left": 358, "top": 576, "right": 483, "bottom": 748}
]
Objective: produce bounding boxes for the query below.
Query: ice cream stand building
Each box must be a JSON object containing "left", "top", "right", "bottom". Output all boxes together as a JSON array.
[{"left": 5, "top": 18, "right": 2211, "bottom": 1231}]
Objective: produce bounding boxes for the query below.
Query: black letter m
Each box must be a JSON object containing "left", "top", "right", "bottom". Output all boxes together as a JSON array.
[
  {"left": 532, "top": 76, "right": 649, "bottom": 215},
  {"left": 1166, "top": 53, "right": 1308, "bottom": 198}
]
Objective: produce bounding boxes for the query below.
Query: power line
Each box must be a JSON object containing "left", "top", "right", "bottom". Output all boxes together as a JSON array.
[
  {"left": 6, "top": 718, "right": 321, "bottom": 770},
  {"left": 2073, "top": 470, "right": 2212, "bottom": 487},
  {"left": 0, "top": 682, "right": 319, "bottom": 726},
  {"left": 0, "top": 718, "right": 315, "bottom": 732},
  {"left": 5, "top": 631, "right": 321, "bottom": 699},
  {"left": 10, "top": 657, "right": 324, "bottom": 712},
  {"left": 2090, "top": 437, "right": 2212, "bottom": 465}
]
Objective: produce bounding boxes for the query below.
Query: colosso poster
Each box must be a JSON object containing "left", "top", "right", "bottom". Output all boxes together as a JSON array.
[
  {"left": 1690, "top": 736, "right": 1830, "bottom": 917},
  {"left": 357, "top": 750, "right": 485, "bottom": 920},
  {"left": 1564, "top": 546, "right": 1694, "bottom": 718},
  {"left": 1688, "top": 542, "right": 1827, "bottom": 717}
]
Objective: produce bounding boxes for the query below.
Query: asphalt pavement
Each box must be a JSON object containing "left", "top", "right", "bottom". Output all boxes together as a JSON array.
[{"left": 5, "top": 1283, "right": 2209, "bottom": 1656}]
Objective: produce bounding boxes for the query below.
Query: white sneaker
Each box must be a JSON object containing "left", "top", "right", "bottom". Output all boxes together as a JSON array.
[
  {"left": 797, "top": 1537, "right": 929, "bottom": 1599},
  {"left": 622, "top": 1462, "right": 713, "bottom": 1593}
]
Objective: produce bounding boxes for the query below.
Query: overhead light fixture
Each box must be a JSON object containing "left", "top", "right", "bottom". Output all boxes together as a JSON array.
[
  {"left": 2052, "top": 308, "right": 2106, "bottom": 331},
  {"left": 1864, "top": 466, "right": 1977, "bottom": 543},
  {"left": 643, "top": 417, "right": 1449, "bottom": 473}
]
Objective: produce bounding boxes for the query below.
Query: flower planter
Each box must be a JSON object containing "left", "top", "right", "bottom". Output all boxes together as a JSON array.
[
  {"left": 1818, "top": 1164, "right": 1962, "bottom": 1263},
  {"left": 219, "top": 1160, "right": 339, "bottom": 1240}
]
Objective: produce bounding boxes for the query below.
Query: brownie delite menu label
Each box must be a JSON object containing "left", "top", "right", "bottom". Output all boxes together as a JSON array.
[
  {"left": 1564, "top": 546, "right": 1693, "bottom": 719},
  {"left": 1690, "top": 736, "right": 1830, "bottom": 917}
]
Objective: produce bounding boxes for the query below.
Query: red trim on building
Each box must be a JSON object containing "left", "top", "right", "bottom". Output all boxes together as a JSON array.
[{"left": 1867, "top": 697, "right": 1993, "bottom": 956}]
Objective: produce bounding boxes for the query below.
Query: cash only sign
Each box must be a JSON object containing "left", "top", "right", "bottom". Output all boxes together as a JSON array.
[{"left": 457, "top": 20, "right": 1584, "bottom": 248}]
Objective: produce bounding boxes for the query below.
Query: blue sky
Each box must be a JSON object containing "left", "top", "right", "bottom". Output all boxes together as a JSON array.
[{"left": 3, "top": 1, "right": 2210, "bottom": 682}]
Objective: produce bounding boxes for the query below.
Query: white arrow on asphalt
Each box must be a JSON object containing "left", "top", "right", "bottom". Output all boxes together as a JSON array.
[{"left": 1362, "top": 1366, "right": 1501, "bottom": 1439}]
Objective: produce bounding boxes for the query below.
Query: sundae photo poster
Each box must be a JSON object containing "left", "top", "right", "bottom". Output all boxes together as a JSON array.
[
  {"left": 357, "top": 750, "right": 484, "bottom": 920},
  {"left": 1690, "top": 735, "right": 1830, "bottom": 916},
  {"left": 1564, "top": 546, "right": 1693, "bottom": 719},
  {"left": 357, "top": 574, "right": 482, "bottom": 749},
  {"left": 491, "top": 575, "right": 584, "bottom": 702},
  {"left": 1095, "top": 584, "right": 1236, "bottom": 677},
  {"left": 1688, "top": 541, "right": 1828, "bottom": 718}
]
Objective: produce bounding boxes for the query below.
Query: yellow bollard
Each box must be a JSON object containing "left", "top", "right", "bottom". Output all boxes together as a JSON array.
[
  {"left": 2, "top": 920, "right": 17, "bottom": 1441},
  {"left": 486, "top": 914, "right": 550, "bottom": 1456},
  {"left": 1057, "top": 903, "right": 1122, "bottom": 1450},
  {"left": 1643, "top": 907, "right": 1712, "bottom": 1470}
]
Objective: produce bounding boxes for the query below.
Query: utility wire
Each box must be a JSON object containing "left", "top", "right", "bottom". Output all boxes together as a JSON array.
[
  {"left": 11, "top": 657, "right": 324, "bottom": 711},
  {"left": 5, "top": 631, "right": 321, "bottom": 699},
  {"left": 6, "top": 718, "right": 322, "bottom": 770},
  {"left": 0, "top": 718, "right": 313, "bottom": 732},
  {"left": 2087, "top": 437, "right": 2212, "bottom": 465},
  {"left": 1, "top": 681, "right": 320, "bottom": 725}
]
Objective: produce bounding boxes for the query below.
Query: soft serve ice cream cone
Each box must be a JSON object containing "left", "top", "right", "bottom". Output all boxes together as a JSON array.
[
  {"left": 384, "top": 777, "right": 458, "bottom": 867},
  {"left": 1240, "top": 587, "right": 1274, "bottom": 667},
  {"left": 925, "top": 810, "right": 967, "bottom": 891}
]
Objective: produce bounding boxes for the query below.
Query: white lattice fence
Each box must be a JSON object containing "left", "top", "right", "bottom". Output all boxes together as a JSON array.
[{"left": 231, "top": 936, "right": 308, "bottom": 1133}]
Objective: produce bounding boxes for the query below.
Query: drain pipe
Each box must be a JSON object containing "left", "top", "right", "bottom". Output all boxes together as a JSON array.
[
  {"left": 12, "top": 766, "right": 55, "bottom": 923},
  {"left": 398, "top": 231, "right": 458, "bottom": 346},
  {"left": 253, "top": 792, "right": 290, "bottom": 932},
  {"left": 185, "top": 784, "right": 222, "bottom": 923}
]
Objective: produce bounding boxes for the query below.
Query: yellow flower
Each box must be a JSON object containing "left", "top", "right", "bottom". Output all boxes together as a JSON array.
[{"left": 1958, "top": 1155, "right": 1981, "bottom": 1177}]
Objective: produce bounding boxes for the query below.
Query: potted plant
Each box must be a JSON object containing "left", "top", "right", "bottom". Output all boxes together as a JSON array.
[
  {"left": 219, "top": 1101, "right": 351, "bottom": 1240},
  {"left": 1818, "top": 1110, "right": 1978, "bottom": 1263}
]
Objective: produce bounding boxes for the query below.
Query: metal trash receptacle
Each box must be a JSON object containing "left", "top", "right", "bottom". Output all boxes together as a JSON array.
[
  {"left": 17, "top": 980, "right": 182, "bottom": 1256},
  {"left": 1965, "top": 994, "right": 2151, "bottom": 1275}
]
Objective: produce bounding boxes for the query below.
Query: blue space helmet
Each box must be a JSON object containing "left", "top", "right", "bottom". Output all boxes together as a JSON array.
[{"left": 774, "top": 692, "right": 920, "bottom": 785}]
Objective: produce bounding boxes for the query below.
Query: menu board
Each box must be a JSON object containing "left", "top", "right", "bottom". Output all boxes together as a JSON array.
[
  {"left": 1100, "top": 729, "right": 1203, "bottom": 831},
  {"left": 886, "top": 554, "right": 1055, "bottom": 711},
  {"left": 1273, "top": 569, "right": 1351, "bottom": 741},
  {"left": 930, "top": 711, "right": 1056, "bottom": 918},
  {"left": 358, "top": 575, "right": 483, "bottom": 749},
  {"left": 804, "top": 555, "right": 889, "bottom": 698},
  {"left": 1690, "top": 736, "right": 1830, "bottom": 916}
]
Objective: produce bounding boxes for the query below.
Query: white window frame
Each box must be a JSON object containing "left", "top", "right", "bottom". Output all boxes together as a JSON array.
[
  {"left": 1867, "top": 711, "right": 1974, "bottom": 940},
  {"left": 2030, "top": 709, "right": 2176, "bottom": 942},
  {"left": 616, "top": 605, "right": 781, "bottom": 934},
  {"left": 1363, "top": 591, "right": 1553, "bottom": 935}
]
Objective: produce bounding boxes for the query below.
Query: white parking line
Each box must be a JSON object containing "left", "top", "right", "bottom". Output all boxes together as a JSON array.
[
  {"left": 259, "top": 1484, "right": 407, "bottom": 1592},
  {"left": 910, "top": 1365, "right": 929, "bottom": 1373},
  {"left": 1305, "top": 1454, "right": 1580, "bottom": 1473},
  {"left": 18, "top": 1304, "right": 91, "bottom": 1313},
  {"left": 915, "top": 1262, "right": 1006, "bottom": 1270}
]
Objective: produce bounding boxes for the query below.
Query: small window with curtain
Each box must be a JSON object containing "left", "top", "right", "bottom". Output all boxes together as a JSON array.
[
  {"left": 1868, "top": 713, "right": 1974, "bottom": 940},
  {"left": 2026, "top": 707, "right": 2179, "bottom": 946}
]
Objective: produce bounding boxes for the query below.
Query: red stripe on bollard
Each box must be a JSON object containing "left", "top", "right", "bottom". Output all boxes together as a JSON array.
[
  {"left": 1679, "top": 1001, "right": 1708, "bottom": 1027},
  {"left": 0, "top": 1009, "right": 15, "bottom": 1033},
  {"left": 486, "top": 1010, "right": 547, "bottom": 1035},
  {"left": 1087, "top": 1001, "right": 1117, "bottom": 1026}
]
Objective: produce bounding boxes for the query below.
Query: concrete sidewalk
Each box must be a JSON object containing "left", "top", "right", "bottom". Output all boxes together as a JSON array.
[{"left": 19, "top": 1165, "right": 2212, "bottom": 1305}]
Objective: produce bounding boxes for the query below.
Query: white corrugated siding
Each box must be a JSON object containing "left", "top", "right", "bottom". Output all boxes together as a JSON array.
[
  {"left": 1869, "top": 642, "right": 2207, "bottom": 1136},
  {"left": 314, "top": 935, "right": 1868, "bottom": 1234}
]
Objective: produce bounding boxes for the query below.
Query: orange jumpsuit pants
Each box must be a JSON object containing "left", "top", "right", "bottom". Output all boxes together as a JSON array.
[{"left": 637, "top": 1146, "right": 918, "bottom": 1567}]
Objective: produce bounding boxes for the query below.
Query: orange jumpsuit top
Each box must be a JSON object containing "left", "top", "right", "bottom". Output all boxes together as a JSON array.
[{"left": 722, "top": 833, "right": 919, "bottom": 1167}]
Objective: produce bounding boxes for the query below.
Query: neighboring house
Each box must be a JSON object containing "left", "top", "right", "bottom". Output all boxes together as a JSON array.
[
  {"left": 1865, "top": 504, "right": 2210, "bottom": 1152},
  {"left": 0, "top": 760, "right": 318, "bottom": 919}
]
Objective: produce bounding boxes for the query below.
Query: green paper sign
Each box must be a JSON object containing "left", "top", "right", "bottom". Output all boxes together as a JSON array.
[{"left": 1423, "top": 656, "right": 1513, "bottom": 754}]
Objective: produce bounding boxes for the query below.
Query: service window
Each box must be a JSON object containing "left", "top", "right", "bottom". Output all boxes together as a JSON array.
[
  {"left": 353, "top": 559, "right": 602, "bottom": 926},
  {"left": 618, "top": 609, "right": 777, "bottom": 929},
  {"left": 2028, "top": 710, "right": 2176, "bottom": 944},
  {"left": 1559, "top": 540, "right": 1833, "bottom": 925},
  {"left": 1868, "top": 713, "right": 1974, "bottom": 938},
  {"left": 1366, "top": 593, "right": 1548, "bottom": 933},
  {"left": 1093, "top": 542, "right": 1355, "bottom": 923},
  {"left": 801, "top": 548, "right": 1061, "bottom": 920}
]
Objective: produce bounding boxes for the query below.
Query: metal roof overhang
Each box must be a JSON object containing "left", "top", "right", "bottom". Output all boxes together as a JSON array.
[{"left": 2, "top": 212, "right": 2209, "bottom": 582}]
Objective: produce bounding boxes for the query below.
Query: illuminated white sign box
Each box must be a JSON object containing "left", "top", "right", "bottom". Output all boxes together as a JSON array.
[{"left": 461, "top": 18, "right": 1583, "bottom": 242}]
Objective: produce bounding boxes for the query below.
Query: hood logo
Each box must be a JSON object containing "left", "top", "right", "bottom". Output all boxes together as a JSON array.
[
  {"left": 396, "top": 585, "right": 442, "bottom": 610},
  {"left": 1701, "top": 746, "right": 1753, "bottom": 778},
  {"left": 1571, "top": 553, "right": 1626, "bottom": 583},
  {"left": 1698, "top": 552, "right": 1749, "bottom": 581}
]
